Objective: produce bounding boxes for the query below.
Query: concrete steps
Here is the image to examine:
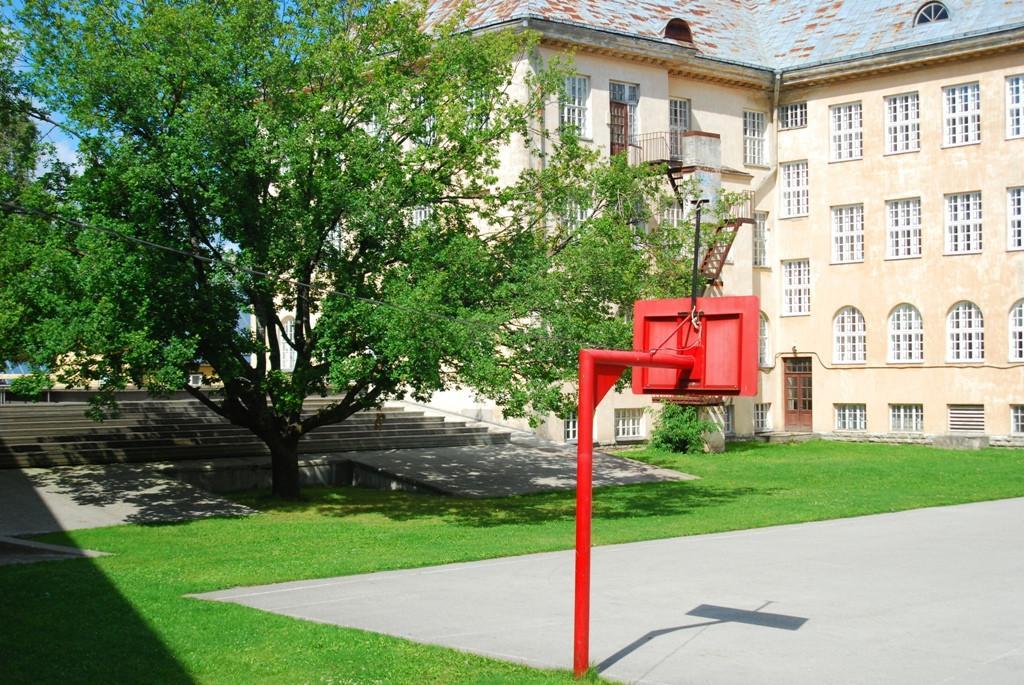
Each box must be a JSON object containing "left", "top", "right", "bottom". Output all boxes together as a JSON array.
[{"left": 0, "top": 399, "right": 510, "bottom": 468}]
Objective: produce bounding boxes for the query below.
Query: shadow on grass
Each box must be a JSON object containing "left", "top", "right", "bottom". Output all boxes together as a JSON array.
[
  {"left": 0, "top": 469, "right": 193, "bottom": 683},
  {"left": 238, "top": 480, "right": 777, "bottom": 528}
]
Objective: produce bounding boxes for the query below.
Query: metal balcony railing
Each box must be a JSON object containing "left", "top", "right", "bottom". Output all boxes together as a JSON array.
[{"left": 628, "top": 130, "right": 722, "bottom": 169}]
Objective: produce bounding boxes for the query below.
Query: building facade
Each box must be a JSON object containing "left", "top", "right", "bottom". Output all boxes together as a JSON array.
[{"left": 425, "top": 0, "right": 1024, "bottom": 446}]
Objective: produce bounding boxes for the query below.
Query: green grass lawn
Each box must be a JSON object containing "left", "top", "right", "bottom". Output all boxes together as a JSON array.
[{"left": 4, "top": 440, "right": 1024, "bottom": 683}]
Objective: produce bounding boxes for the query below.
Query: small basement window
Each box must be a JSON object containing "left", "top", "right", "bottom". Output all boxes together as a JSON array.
[
  {"left": 664, "top": 19, "right": 693, "bottom": 43},
  {"left": 914, "top": 2, "right": 949, "bottom": 26}
]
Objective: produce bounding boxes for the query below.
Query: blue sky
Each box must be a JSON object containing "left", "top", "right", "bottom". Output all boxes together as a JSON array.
[{"left": 3, "top": 0, "right": 80, "bottom": 168}]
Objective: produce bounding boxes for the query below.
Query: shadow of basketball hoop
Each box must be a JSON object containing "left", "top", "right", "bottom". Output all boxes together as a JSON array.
[{"left": 596, "top": 602, "right": 808, "bottom": 673}]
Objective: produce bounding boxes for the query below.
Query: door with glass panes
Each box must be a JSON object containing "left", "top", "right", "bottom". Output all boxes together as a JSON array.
[{"left": 784, "top": 358, "right": 812, "bottom": 431}]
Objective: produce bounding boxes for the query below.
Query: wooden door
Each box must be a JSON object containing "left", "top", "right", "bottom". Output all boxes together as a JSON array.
[
  {"left": 784, "top": 357, "right": 812, "bottom": 431},
  {"left": 609, "top": 100, "right": 629, "bottom": 156}
]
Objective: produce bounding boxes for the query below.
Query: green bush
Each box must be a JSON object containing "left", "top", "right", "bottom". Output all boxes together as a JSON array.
[{"left": 651, "top": 403, "right": 717, "bottom": 453}]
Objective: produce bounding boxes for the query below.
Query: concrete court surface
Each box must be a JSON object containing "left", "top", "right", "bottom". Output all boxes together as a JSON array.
[{"left": 198, "top": 497, "right": 1024, "bottom": 685}]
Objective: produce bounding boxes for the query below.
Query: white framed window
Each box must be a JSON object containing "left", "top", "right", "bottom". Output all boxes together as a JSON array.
[
  {"left": 830, "top": 102, "right": 862, "bottom": 161},
  {"left": 833, "top": 306, "right": 866, "bottom": 364},
  {"left": 1009, "top": 187, "right": 1023, "bottom": 250},
  {"left": 754, "top": 403, "right": 772, "bottom": 432},
  {"left": 279, "top": 317, "right": 297, "bottom": 372},
  {"left": 563, "top": 411, "right": 578, "bottom": 442},
  {"left": 835, "top": 404, "right": 866, "bottom": 432},
  {"left": 948, "top": 404, "right": 984, "bottom": 433},
  {"left": 759, "top": 313, "right": 770, "bottom": 367},
  {"left": 914, "top": 2, "right": 949, "bottom": 25},
  {"left": 614, "top": 408, "right": 644, "bottom": 439},
  {"left": 888, "top": 304, "right": 924, "bottom": 363},
  {"left": 779, "top": 102, "right": 807, "bottom": 130},
  {"left": 610, "top": 81, "right": 640, "bottom": 135},
  {"left": 780, "top": 161, "right": 808, "bottom": 217},
  {"left": 1012, "top": 406, "right": 1024, "bottom": 434},
  {"left": 1007, "top": 75, "right": 1023, "bottom": 139},
  {"left": 743, "top": 111, "right": 767, "bottom": 166},
  {"left": 890, "top": 404, "right": 924, "bottom": 433},
  {"left": 669, "top": 98, "right": 691, "bottom": 157},
  {"left": 885, "top": 93, "right": 920, "bottom": 154},
  {"left": 945, "top": 192, "right": 982, "bottom": 254},
  {"left": 947, "top": 301, "right": 984, "bottom": 362},
  {"left": 887, "top": 198, "right": 922, "bottom": 259},
  {"left": 1010, "top": 300, "right": 1024, "bottom": 362},
  {"left": 782, "top": 259, "right": 811, "bottom": 315},
  {"left": 944, "top": 83, "right": 981, "bottom": 146},
  {"left": 410, "top": 206, "right": 432, "bottom": 226},
  {"left": 753, "top": 211, "right": 768, "bottom": 267},
  {"left": 831, "top": 205, "right": 864, "bottom": 263},
  {"left": 722, "top": 405, "right": 735, "bottom": 436},
  {"left": 561, "top": 75, "right": 590, "bottom": 136}
]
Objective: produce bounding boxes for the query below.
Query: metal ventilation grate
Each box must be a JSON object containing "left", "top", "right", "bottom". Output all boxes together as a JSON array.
[{"left": 948, "top": 404, "right": 985, "bottom": 433}]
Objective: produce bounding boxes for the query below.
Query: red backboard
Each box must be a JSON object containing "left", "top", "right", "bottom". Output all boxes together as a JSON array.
[{"left": 632, "top": 296, "right": 759, "bottom": 396}]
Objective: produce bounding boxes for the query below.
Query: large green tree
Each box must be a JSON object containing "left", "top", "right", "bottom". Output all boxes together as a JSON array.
[{"left": 4, "top": 0, "right": 726, "bottom": 498}]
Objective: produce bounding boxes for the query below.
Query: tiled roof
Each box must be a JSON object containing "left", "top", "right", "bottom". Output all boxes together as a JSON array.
[{"left": 427, "top": 1, "right": 1024, "bottom": 71}]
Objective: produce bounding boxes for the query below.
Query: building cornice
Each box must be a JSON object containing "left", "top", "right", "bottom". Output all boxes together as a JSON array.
[{"left": 779, "top": 26, "right": 1024, "bottom": 90}]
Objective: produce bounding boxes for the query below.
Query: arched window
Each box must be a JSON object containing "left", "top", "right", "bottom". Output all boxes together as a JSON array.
[
  {"left": 1010, "top": 300, "right": 1024, "bottom": 362},
  {"left": 664, "top": 19, "right": 693, "bottom": 43},
  {"left": 914, "top": 2, "right": 949, "bottom": 26},
  {"left": 947, "top": 302, "right": 984, "bottom": 362},
  {"left": 279, "top": 317, "right": 297, "bottom": 372},
  {"left": 833, "top": 307, "right": 866, "bottom": 363},
  {"left": 759, "top": 313, "right": 770, "bottom": 368},
  {"left": 888, "top": 304, "right": 924, "bottom": 363}
]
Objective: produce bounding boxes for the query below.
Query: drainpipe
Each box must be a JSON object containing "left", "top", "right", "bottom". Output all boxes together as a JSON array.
[{"left": 772, "top": 70, "right": 781, "bottom": 167}]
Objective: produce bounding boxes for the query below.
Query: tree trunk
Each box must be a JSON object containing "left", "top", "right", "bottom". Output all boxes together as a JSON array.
[{"left": 268, "top": 435, "right": 302, "bottom": 499}]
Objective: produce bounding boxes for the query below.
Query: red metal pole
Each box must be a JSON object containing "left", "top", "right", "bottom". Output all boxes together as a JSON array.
[
  {"left": 573, "top": 351, "right": 596, "bottom": 678},
  {"left": 573, "top": 349, "right": 695, "bottom": 678}
]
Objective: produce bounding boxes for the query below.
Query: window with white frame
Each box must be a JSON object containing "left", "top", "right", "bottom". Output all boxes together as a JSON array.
[
  {"left": 561, "top": 75, "right": 590, "bottom": 136},
  {"left": 614, "top": 408, "right": 644, "bottom": 439},
  {"left": 887, "top": 198, "right": 922, "bottom": 258},
  {"left": 1007, "top": 75, "right": 1023, "bottom": 139},
  {"left": 722, "top": 405, "right": 735, "bottom": 436},
  {"left": 1010, "top": 187, "right": 1023, "bottom": 250},
  {"left": 754, "top": 403, "right": 771, "bottom": 432},
  {"left": 743, "top": 111, "right": 767, "bottom": 166},
  {"left": 831, "top": 205, "right": 864, "bottom": 263},
  {"left": 1010, "top": 300, "right": 1024, "bottom": 362},
  {"left": 753, "top": 211, "right": 768, "bottom": 267},
  {"left": 669, "top": 98, "right": 691, "bottom": 157},
  {"left": 781, "top": 161, "right": 808, "bottom": 217},
  {"left": 410, "top": 206, "right": 432, "bottom": 226},
  {"left": 889, "top": 304, "right": 924, "bottom": 363},
  {"left": 914, "top": 2, "right": 949, "bottom": 25},
  {"left": 779, "top": 102, "right": 807, "bottom": 130},
  {"left": 759, "top": 313, "right": 770, "bottom": 367},
  {"left": 609, "top": 81, "right": 640, "bottom": 134},
  {"left": 782, "top": 259, "right": 811, "bottom": 315},
  {"left": 947, "top": 301, "right": 984, "bottom": 362},
  {"left": 830, "top": 102, "right": 863, "bottom": 160},
  {"left": 945, "top": 192, "right": 983, "bottom": 253},
  {"left": 279, "top": 317, "right": 297, "bottom": 372},
  {"left": 948, "top": 404, "right": 984, "bottom": 433},
  {"left": 833, "top": 306, "right": 866, "bottom": 363},
  {"left": 944, "top": 83, "right": 981, "bottom": 146},
  {"left": 563, "top": 411, "right": 578, "bottom": 442},
  {"left": 1012, "top": 406, "right": 1024, "bottom": 434},
  {"left": 885, "top": 93, "right": 920, "bottom": 153},
  {"left": 835, "top": 404, "right": 866, "bottom": 431},
  {"left": 890, "top": 404, "right": 924, "bottom": 433}
]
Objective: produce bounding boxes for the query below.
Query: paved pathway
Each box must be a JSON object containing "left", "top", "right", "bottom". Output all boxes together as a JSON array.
[
  {"left": 198, "top": 498, "right": 1024, "bottom": 685},
  {"left": 341, "top": 435, "right": 691, "bottom": 497},
  {"left": 0, "top": 464, "right": 254, "bottom": 537}
]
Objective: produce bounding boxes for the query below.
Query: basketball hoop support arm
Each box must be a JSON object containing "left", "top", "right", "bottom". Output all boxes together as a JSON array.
[{"left": 573, "top": 348, "right": 696, "bottom": 677}]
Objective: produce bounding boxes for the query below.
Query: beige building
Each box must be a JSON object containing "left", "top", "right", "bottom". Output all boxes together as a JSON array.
[{"left": 425, "top": 0, "right": 1024, "bottom": 446}]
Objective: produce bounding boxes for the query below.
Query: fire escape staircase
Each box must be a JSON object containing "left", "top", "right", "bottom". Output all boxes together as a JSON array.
[{"left": 664, "top": 165, "right": 751, "bottom": 294}]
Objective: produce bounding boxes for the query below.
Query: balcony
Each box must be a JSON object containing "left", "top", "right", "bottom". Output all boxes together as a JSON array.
[{"left": 628, "top": 130, "right": 722, "bottom": 170}]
